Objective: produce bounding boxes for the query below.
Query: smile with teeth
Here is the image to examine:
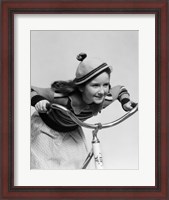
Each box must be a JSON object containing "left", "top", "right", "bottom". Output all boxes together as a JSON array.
[{"left": 95, "top": 95, "right": 104, "bottom": 99}]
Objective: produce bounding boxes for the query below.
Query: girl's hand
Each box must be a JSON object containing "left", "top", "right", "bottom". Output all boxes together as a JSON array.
[
  {"left": 123, "top": 101, "right": 137, "bottom": 111},
  {"left": 35, "top": 100, "right": 50, "bottom": 113}
]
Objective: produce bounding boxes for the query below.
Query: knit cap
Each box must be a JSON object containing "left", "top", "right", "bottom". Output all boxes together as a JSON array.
[{"left": 74, "top": 53, "right": 112, "bottom": 85}]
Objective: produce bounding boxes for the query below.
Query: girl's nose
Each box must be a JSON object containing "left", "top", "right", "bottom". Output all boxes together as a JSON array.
[{"left": 98, "top": 86, "right": 104, "bottom": 95}]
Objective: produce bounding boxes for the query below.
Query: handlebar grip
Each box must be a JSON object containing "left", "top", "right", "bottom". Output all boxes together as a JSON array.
[
  {"left": 46, "top": 103, "right": 51, "bottom": 110},
  {"left": 131, "top": 102, "right": 137, "bottom": 108},
  {"left": 46, "top": 103, "right": 52, "bottom": 113}
]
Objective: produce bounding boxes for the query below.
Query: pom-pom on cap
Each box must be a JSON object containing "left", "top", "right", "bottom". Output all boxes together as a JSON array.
[
  {"left": 76, "top": 53, "right": 87, "bottom": 61},
  {"left": 74, "top": 53, "right": 112, "bottom": 85}
]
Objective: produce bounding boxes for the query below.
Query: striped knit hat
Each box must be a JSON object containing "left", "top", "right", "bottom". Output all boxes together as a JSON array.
[{"left": 74, "top": 53, "right": 112, "bottom": 85}]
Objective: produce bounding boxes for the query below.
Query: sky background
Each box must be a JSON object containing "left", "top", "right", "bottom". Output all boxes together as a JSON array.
[{"left": 31, "top": 30, "right": 139, "bottom": 169}]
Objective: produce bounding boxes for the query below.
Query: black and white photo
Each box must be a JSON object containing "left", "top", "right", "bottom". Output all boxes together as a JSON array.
[{"left": 31, "top": 30, "right": 139, "bottom": 170}]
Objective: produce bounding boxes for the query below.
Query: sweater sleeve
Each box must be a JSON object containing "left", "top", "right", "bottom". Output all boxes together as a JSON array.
[
  {"left": 109, "top": 85, "right": 130, "bottom": 101},
  {"left": 31, "top": 86, "right": 54, "bottom": 107}
]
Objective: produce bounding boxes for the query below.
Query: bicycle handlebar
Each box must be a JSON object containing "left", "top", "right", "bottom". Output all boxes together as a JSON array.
[{"left": 48, "top": 103, "right": 138, "bottom": 130}]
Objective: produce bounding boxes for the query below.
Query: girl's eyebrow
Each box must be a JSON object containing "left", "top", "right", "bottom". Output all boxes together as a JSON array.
[
  {"left": 90, "top": 82, "right": 109, "bottom": 85},
  {"left": 90, "top": 82, "right": 99, "bottom": 85}
]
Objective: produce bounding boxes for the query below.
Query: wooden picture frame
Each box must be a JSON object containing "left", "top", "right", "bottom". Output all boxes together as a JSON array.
[{"left": 1, "top": 0, "right": 168, "bottom": 199}]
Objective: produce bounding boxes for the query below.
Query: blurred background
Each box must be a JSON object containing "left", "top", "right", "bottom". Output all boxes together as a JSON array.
[{"left": 31, "top": 30, "right": 139, "bottom": 169}]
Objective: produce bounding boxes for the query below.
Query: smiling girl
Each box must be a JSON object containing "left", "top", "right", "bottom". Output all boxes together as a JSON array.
[{"left": 31, "top": 53, "right": 136, "bottom": 169}]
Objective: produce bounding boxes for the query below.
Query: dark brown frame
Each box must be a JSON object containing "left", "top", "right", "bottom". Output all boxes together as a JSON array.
[{"left": 1, "top": 0, "right": 168, "bottom": 199}]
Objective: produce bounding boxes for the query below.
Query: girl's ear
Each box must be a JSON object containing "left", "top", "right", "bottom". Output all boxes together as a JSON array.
[{"left": 78, "top": 86, "right": 84, "bottom": 92}]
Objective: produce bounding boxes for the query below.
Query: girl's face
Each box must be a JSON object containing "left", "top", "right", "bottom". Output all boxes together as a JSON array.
[{"left": 81, "top": 72, "right": 110, "bottom": 104}]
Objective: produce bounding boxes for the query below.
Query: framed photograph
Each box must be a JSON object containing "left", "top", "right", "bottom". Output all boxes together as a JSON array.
[{"left": 1, "top": 0, "right": 168, "bottom": 199}]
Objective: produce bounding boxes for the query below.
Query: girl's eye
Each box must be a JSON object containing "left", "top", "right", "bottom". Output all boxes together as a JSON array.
[
  {"left": 90, "top": 83, "right": 109, "bottom": 88},
  {"left": 91, "top": 84, "right": 99, "bottom": 87},
  {"left": 104, "top": 83, "right": 109, "bottom": 87}
]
